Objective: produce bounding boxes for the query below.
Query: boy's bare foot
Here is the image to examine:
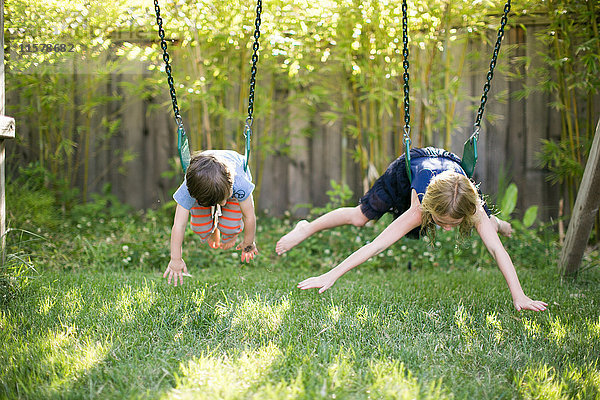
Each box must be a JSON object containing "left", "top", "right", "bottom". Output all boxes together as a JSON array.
[
  {"left": 276, "top": 220, "right": 310, "bottom": 255},
  {"left": 495, "top": 217, "right": 513, "bottom": 237},
  {"left": 220, "top": 234, "right": 238, "bottom": 250},
  {"left": 207, "top": 229, "right": 221, "bottom": 249}
]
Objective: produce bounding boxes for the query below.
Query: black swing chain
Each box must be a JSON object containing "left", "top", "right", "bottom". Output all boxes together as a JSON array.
[
  {"left": 154, "top": 0, "right": 183, "bottom": 129},
  {"left": 473, "top": 0, "right": 511, "bottom": 137},
  {"left": 246, "top": 0, "right": 262, "bottom": 130},
  {"left": 401, "top": 0, "right": 410, "bottom": 140}
]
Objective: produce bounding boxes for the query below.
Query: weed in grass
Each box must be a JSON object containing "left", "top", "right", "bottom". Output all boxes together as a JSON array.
[{"left": 0, "top": 229, "right": 44, "bottom": 305}]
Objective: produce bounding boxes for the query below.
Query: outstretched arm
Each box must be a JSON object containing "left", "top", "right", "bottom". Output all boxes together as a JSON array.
[
  {"left": 238, "top": 194, "right": 259, "bottom": 262},
  {"left": 298, "top": 190, "right": 422, "bottom": 293},
  {"left": 475, "top": 206, "right": 547, "bottom": 311},
  {"left": 164, "top": 204, "right": 190, "bottom": 286}
]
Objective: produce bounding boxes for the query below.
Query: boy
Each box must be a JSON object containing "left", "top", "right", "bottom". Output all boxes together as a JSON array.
[{"left": 164, "top": 150, "right": 259, "bottom": 286}]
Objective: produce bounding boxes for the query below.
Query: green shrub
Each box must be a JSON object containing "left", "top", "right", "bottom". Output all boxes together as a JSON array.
[{"left": 6, "top": 163, "right": 63, "bottom": 231}]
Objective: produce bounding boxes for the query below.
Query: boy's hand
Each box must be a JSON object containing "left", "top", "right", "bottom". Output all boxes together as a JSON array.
[
  {"left": 513, "top": 295, "right": 548, "bottom": 312},
  {"left": 163, "top": 258, "right": 190, "bottom": 286},
  {"left": 237, "top": 242, "right": 258, "bottom": 263}
]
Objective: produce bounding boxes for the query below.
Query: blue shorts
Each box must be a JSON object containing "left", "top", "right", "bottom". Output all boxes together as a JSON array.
[{"left": 359, "top": 147, "right": 489, "bottom": 238}]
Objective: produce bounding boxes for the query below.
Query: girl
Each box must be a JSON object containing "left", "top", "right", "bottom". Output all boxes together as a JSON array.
[{"left": 276, "top": 147, "right": 547, "bottom": 312}]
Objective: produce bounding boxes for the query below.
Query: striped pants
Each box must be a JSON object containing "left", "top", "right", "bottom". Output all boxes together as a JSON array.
[{"left": 190, "top": 199, "right": 243, "bottom": 244}]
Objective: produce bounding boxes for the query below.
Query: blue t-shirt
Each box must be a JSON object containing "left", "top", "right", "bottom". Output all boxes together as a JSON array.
[
  {"left": 410, "top": 150, "right": 466, "bottom": 202},
  {"left": 173, "top": 150, "right": 255, "bottom": 210}
]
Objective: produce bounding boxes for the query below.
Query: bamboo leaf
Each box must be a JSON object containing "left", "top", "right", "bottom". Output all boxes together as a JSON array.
[
  {"left": 522, "top": 206, "right": 539, "bottom": 228},
  {"left": 499, "top": 183, "right": 518, "bottom": 220}
]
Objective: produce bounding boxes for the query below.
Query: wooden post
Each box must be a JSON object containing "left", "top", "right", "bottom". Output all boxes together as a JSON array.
[
  {"left": 559, "top": 117, "right": 600, "bottom": 275},
  {"left": 1, "top": 0, "right": 16, "bottom": 255},
  {"left": 0, "top": 117, "right": 15, "bottom": 248},
  {"left": 1, "top": 0, "right": 4, "bottom": 252}
]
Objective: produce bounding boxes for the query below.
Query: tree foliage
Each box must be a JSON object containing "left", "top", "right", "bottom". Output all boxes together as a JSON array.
[{"left": 5, "top": 0, "right": 599, "bottom": 221}]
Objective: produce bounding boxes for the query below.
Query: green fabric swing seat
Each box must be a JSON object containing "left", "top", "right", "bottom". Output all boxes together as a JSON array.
[
  {"left": 177, "top": 126, "right": 191, "bottom": 172},
  {"left": 460, "top": 134, "right": 478, "bottom": 178}
]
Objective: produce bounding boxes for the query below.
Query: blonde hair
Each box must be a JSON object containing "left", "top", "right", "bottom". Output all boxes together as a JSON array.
[{"left": 420, "top": 171, "right": 481, "bottom": 239}]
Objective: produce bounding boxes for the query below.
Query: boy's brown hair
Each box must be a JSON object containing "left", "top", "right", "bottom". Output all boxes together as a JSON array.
[
  {"left": 186, "top": 153, "right": 233, "bottom": 206},
  {"left": 420, "top": 171, "right": 481, "bottom": 239}
]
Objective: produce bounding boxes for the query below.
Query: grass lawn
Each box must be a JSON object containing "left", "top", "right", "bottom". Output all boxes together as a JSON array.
[{"left": 1, "top": 210, "right": 599, "bottom": 399}]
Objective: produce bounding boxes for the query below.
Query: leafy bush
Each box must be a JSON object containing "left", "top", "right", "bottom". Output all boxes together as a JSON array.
[
  {"left": 6, "top": 163, "right": 64, "bottom": 231},
  {"left": 70, "top": 183, "right": 132, "bottom": 220}
]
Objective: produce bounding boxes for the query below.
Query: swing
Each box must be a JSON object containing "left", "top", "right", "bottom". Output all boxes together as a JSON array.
[
  {"left": 400, "top": 0, "right": 512, "bottom": 181},
  {"left": 153, "top": 0, "right": 263, "bottom": 173}
]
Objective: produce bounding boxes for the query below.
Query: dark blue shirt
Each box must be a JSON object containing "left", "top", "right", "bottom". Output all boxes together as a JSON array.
[{"left": 410, "top": 151, "right": 466, "bottom": 202}]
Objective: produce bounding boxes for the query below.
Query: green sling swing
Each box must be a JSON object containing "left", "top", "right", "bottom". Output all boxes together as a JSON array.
[
  {"left": 400, "top": 0, "right": 512, "bottom": 181},
  {"left": 153, "top": 0, "right": 263, "bottom": 173}
]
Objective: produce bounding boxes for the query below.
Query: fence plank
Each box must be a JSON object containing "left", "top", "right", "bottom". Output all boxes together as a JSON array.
[
  {"left": 85, "top": 69, "right": 107, "bottom": 198},
  {"left": 146, "top": 92, "right": 178, "bottom": 209},
  {"left": 520, "top": 25, "right": 549, "bottom": 217},
  {"left": 256, "top": 85, "right": 288, "bottom": 215},
  {"left": 287, "top": 89, "right": 311, "bottom": 217},
  {"left": 506, "top": 27, "right": 527, "bottom": 215},
  {"left": 310, "top": 109, "right": 327, "bottom": 207}
]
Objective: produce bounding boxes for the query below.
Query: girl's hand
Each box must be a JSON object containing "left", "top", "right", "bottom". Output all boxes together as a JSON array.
[
  {"left": 237, "top": 242, "right": 259, "bottom": 263},
  {"left": 298, "top": 272, "right": 338, "bottom": 293},
  {"left": 513, "top": 295, "right": 548, "bottom": 312},
  {"left": 163, "top": 258, "right": 190, "bottom": 287}
]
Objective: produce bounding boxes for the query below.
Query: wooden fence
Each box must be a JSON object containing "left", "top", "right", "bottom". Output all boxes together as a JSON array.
[{"left": 7, "top": 24, "right": 600, "bottom": 222}]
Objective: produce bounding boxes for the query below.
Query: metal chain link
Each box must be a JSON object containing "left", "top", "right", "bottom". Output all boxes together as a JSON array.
[
  {"left": 401, "top": 0, "right": 410, "bottom": 141},
  {"left": 154, "top": 0, "right": 183, "bottom": 129},
  {"left": 473, "top": 0, "right": 511, "bottom": 137},
  {"left": 246, "top": 0, "right": 262, "bottom": 129},
  {"left": 401, "top": 0, "right": 413, "bottom": 182},
  {"left": 243, "top": 0, "right": 262, "bottom": 171}
]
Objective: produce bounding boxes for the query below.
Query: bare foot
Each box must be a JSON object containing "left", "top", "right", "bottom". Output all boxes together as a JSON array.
[
  {"left": 496, "top": 217, "right": 513, "bottom": 237},
  {"left": 207, "top": 229, "right": 221, "bottom": 249},
  {"left": 220, "top": 234, "right": 238, "bottom": 250},
  {"left": 276, "top": 220, "right": 310, "bottom": 255}
]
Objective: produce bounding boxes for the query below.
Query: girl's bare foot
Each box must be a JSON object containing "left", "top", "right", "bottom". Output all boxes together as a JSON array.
[
  {"left": 207, "top": 229, "right": 221, "bottom": 249},
  {"left": 276, "top": 220, "right": 310, "bottom": 255},
  {"left": 220, "top": 234, "right": 238, "bottom": 250}
]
